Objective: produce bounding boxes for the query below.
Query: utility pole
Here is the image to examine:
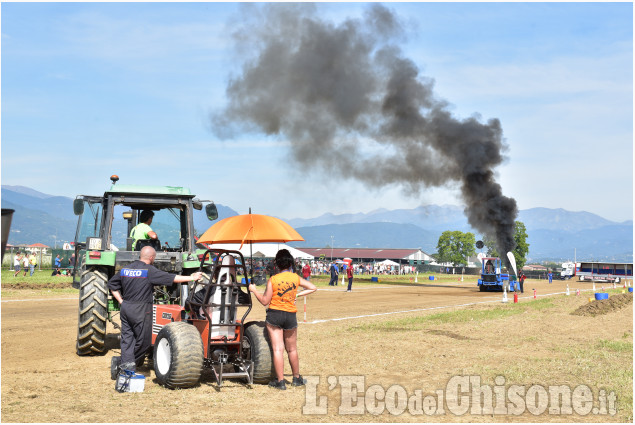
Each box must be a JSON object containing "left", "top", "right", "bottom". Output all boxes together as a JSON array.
[{"left": 330, "top": 235, "right": 334, "bottom": 261}]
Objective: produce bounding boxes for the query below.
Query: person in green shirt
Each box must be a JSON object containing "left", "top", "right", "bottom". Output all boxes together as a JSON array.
[{"left": 130, "top": 210, "right": 158, "bottom": 250}]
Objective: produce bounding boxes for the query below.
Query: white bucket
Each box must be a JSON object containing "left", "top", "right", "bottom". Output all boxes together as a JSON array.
[
  {"left": 128, "top": 373, "right": 145, "bottom": 392},
  {"left": 116, "top": 372, "right": 145, "bottom": 393}
]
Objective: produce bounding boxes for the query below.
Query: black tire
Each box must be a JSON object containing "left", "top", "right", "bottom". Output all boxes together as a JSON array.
[
  {"left": 76, "top": 267, "right": 109, "bottom": 356},
  {"left": 479, "top": 285, "right": 485, "bottom": 292},
  {"left": 243, "top": 321, "right": 274, "bottom": 384},
  {"left": 111, "top": 356, "right": 121, "bottom": 380},
  {"left": 153, "top": 322, "right": 204, "bottom": 389}
]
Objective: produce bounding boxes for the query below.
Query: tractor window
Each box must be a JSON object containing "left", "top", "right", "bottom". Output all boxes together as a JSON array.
[
  {"left": 75, "top": 200, "right": 102, "bottom": 244},
  {"left": 110, "top": 205, "right": 130, "bottom": 249},
  {"left": 151, "top": 208, "right": 183, "bottom": 250}
]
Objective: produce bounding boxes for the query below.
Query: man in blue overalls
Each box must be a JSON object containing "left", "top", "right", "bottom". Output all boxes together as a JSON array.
[
  {"left": 329, "top": 262, "right": 339, "bottom": 286},
  {"left": 108, "top": 246, "right": 202, "bottom": 371}
]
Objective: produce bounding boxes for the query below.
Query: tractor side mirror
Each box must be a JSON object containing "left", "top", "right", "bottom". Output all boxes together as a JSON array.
[
  {"left": 192, "top": 200, "right": 203, "bottom": 211},
  {"left": 205, "top": 203, "right": 218, "bottom": 221},
  {"left": 73, "top": 199, "right": 84, "bottom": 216}
]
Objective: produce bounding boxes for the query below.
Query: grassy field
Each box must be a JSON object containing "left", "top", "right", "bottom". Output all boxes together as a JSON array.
[
  {"left": 0, "top": 268, "right": 478, "bottom": 293},
  {"left": 1, "top": 269, "right": 74, "bottom": 283},
  {"left": 340, "top": 290, "right": 633, "bottom": 421},
  {"left": 1, "top": 271, "right": 632, "bottom": 422}
]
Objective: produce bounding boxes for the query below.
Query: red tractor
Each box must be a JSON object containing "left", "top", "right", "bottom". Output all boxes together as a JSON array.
[{"left": 145, "top": 248, "right": 274, "bottom": 388}]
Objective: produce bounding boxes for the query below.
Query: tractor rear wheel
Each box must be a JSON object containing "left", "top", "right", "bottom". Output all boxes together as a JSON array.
[
  {"left": 243, "top": 321, "right": 274, "bottom": 384},
  {"left": 76, "top": 267, "right": 109, "bottom": 356},
  {"left": 153, "top": 322, "right": 204, "bottom": 389}
]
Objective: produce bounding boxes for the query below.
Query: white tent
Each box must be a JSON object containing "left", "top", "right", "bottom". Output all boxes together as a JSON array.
[
  {"left": 205, "top": 243, "right": 314, "bottom": 260},
  {"left": 377, "top": 259, "right": 399, "bottom": 266}
]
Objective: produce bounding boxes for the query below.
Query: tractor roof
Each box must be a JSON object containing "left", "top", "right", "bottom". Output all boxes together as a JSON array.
[{"left": 105, "top": 184, "right": 195, "bottom": 198}]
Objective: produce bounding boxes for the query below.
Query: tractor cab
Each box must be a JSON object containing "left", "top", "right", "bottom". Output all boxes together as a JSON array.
[{"left": 72, "top": 175, "right": 218, "bottom": 281}]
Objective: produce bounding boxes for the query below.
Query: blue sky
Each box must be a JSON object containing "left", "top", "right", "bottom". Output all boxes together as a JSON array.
[{"left": 1, "top": 2, "right": 632, "bottom": 223}]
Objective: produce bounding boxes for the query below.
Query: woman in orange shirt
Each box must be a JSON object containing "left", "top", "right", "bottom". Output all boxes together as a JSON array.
[{"left": 249, "top": 249, "right": 317, "bottom": 390}]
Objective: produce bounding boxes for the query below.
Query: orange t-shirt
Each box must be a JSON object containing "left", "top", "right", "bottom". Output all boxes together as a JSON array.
[{"left": 268, "top": 272, "right": 300, "bottom": 313}]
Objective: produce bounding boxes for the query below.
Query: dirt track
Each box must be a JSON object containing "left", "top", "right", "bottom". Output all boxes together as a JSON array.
[{"left": 1, "top": 278, "right": 632, "bottom": 422}]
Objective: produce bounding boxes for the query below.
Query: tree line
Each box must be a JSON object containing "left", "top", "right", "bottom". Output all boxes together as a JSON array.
[{"left": 435, "top": 221, "right": 529, "bottom": 273}]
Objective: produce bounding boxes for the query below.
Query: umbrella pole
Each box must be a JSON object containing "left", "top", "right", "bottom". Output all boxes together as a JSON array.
[
  {"left": 249, "top": 207, "right": 254, "bottom": 285},
  {"left": 250, "top": 242, "right": 254, "bottom": 285}
]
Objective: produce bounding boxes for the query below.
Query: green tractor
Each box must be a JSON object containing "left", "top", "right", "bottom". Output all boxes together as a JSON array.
[{"left": 72, "top": 175, "right": 218, "bottom": 356}]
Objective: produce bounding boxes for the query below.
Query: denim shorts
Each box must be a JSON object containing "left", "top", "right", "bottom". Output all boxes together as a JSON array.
[{"left": 266, "top": 309, "right": 298, "bottom": 330}]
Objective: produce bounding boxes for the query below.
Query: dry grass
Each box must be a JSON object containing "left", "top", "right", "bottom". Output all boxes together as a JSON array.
[
  {"left": 1, "top": 282, "right": 632, "bottom": 423},
  {"left": 337, "top": 293, "right": 633, "bottom": 422}
]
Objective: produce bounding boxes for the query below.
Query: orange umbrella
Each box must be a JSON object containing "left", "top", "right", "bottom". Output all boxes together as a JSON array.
[{"left": 198, "top": 213, "right": 304, "bottom": 248}]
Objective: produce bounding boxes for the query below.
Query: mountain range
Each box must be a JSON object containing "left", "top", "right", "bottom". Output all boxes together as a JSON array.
[{"left": 2, "top": 185, "right": 632, "bottom": 262}]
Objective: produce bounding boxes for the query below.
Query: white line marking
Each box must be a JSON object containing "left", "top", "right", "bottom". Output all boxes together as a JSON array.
[
  {"left": 318, "top": 285, "right": 412, "bottom": 291},
  {"left": 319, "top": 282, "right": 471, "bottom": 291},
  {"left": 302, "top": 289, "right": 596, "bottom": 324}
]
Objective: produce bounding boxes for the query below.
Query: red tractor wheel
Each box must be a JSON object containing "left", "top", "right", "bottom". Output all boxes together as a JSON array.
[{"left": 153, "top": 322, "right": 204, "bottom": 389}]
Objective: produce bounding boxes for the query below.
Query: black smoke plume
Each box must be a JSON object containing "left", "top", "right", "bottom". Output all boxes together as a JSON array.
[{"left": 212, "top": 3, "right": 518, "bottom": 255}]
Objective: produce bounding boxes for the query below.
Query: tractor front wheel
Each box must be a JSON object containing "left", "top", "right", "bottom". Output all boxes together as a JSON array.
[
  {"left": 243, "top": 321, "right": 275, "bottom": 384},
  {"left": 153, "top": 322, "right": 204, "bottom": 389},
  {"left": 76, "top": 267, "right": 109, "bottom": 356}
]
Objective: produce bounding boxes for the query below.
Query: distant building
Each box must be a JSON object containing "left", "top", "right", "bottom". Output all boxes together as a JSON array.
[
  {"left": 10, "top": 243, "right": 51, "bottom": 255},
  {"left": 523, "top": 264, "right": 548, "bottom": 272},
  {"left": 295, "top": 247, "right": 434, "bottom": 264},
  {"left": 27, "top": 243, "right": 50, "bottom": 255}
]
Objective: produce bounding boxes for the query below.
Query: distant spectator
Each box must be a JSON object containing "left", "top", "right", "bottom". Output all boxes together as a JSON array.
[
  {"left": 328, "top": 262, "right": 339, "bottom": 286},
  {"left": 22, "top": 254, "right": 29, "bottom": 276},
  {"left": 28, "top": 253, "right": 37, "bottom": 276},
  {"left": 13, "top": 252, "right": 22, "bottom": 277},
  {"left": 302, "top": 262, "right": 311, "bottom": 281},
  {"left": 518, "top": 272, "right": 526, "bottom": 294},
  {"left": 54, "top": 255, "right": 62, "bottom": 269},
  {"left": 346, "top": 262, "right": 354, "bottom": 292}
]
